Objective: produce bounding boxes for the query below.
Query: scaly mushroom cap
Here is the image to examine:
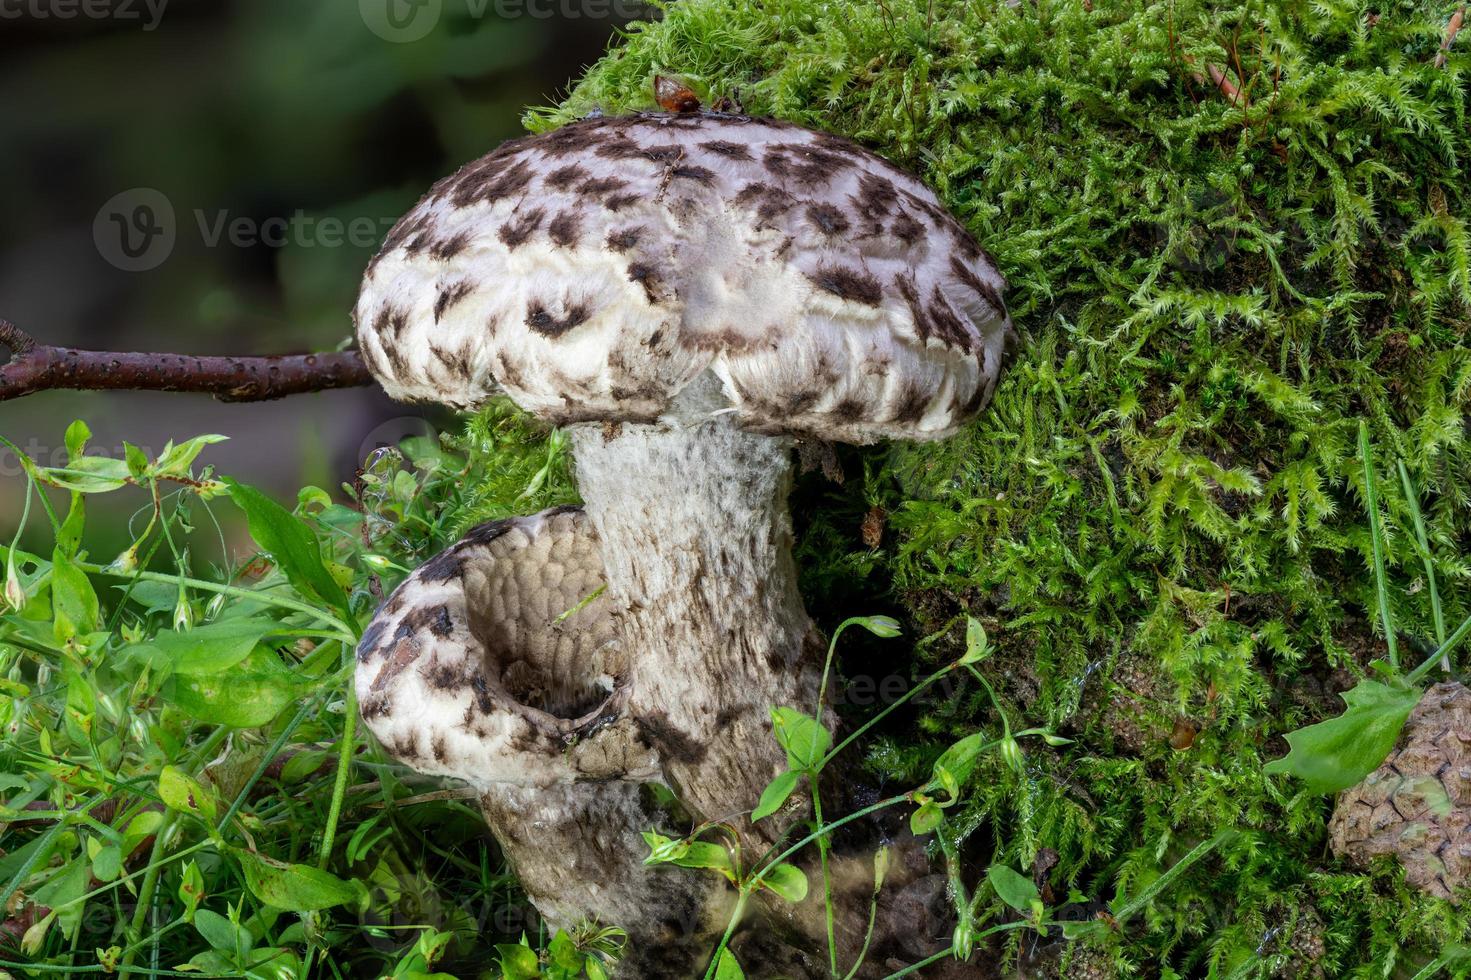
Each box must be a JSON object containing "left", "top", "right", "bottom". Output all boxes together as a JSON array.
[
  {"left": 1329, "top": 681, "right": 1471, "bottom": 901},
  {"left": 356, "top": 112, "right": 1016, "bottom": 443},
  {"left": 356, "top": 507, "right": 656, "bottom": 787}
]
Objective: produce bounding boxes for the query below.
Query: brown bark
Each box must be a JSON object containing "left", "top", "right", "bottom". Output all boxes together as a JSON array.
[{"left": 0, "top": 321, "right": 372, "bottom": 403}]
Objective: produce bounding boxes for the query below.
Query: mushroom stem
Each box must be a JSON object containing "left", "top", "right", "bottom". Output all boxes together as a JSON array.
[{"left": 568, "top": 406, "right": 819, "bottom": 838}]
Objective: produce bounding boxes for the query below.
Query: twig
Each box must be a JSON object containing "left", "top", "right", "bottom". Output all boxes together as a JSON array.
[
  {"left": 0, "top": 320, "right": 372, "bottom": 403},
  {"left": 1436, "top": 5, "right": 1465, "bottom": 68},
  {"left": 1181, "top": 55, "right": 1250, "bottom": 108}
]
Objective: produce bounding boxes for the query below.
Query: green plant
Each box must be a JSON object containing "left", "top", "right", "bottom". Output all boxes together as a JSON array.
[
  {"left": 0, "top": 415, "right": 580, "bottom": 978},
  {"left": 1266, "top": 421, "right": 1471, "bottom": 793}
]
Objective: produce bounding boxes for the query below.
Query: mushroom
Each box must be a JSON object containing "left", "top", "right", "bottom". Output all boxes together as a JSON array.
[
  {"left": 354, "top": 112, "right": 1015, "bottom": 970},
  {"left": 356, "top": 507, "right": 733, "bottom": 969}
]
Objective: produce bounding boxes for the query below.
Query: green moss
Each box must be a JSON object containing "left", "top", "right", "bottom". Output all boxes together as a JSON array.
[{"left": 526, "top": 0, "right": 1471, "bottom": 973}]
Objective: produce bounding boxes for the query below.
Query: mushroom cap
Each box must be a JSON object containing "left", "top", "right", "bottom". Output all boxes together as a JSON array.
[
  {"left": 356, "top": 506, "right": 656, "bottom": 788},
  {"left": 1328, "top": 681, "right": 1471, "bottom": 901},
  {"left": 356, "top": 112, "right": 1016, "bottom": 444}
]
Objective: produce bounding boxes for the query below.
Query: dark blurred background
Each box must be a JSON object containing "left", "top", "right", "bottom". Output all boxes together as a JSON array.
[{"left": 0, "top": 0, "right": 638, "bottom": 545}]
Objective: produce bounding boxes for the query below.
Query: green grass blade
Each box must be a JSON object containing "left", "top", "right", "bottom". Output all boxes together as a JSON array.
[
  {"left": 1397, "top": 461, "right": 1446, "bottom": 652},
  {"left": 1360, "top": 421, "right": 1397, "bottom": 669}
]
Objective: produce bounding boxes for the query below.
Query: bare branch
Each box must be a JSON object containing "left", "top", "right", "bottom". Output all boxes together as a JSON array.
[{"left": 0, "top": 320, "right": 373, "bottom": 403}]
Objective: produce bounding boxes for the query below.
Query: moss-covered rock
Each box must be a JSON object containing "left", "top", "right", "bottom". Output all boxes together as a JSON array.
[{"left": 506, "top": 0, "right": 1471, "bottom": 972}]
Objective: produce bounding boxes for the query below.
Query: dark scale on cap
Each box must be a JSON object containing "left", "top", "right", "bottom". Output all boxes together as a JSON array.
[
  {"left": 806, "top": 202, "right": 851, "bottom": 237},
  {"left": 418, "top": 549, "right": 468, "bottom": 584},
  {"left": 578, "top": 176, "right": 629, "bottom": 199},
  {"left": 548, "top": 212, "right": 582, "bottom": 248},
  {"left": 425, "top": 660, "right": 462, "bottom": 690},
  {"left": 357, "top": 618, "right": 390, "bottom": 661},
  {"left": 374, "top": 306, "right": 410, "bottom": 340},
  {"left": 890, "top": 380, "right": 932, "bottom": 423},
  {"left": 526, "top": 299, "right": 592, "bottom": 338},
  {"left": 857, "top": 173, "right": 900, "bottom": 216},
  {"left": 807, "top": 266, "right": 883, "bottom": 306},
  {"left": 829, "top": 395, "right": 869, "bottom": 422},
  {"left": 379, "top": 211, "right": 434, "bottom": 258},
  {"left": 464, "top": 519, "right": 517, "bottom": 547},
  {"left": 450, "top": 158, "right": 537, "bottom": 208},
  {"left": 699, "top": 139, "right": 753, "bottom": 160},
  {"left": 430, "top": 341, "right": 472, "bottom": 377},
  {"left": 927, "top": 286, "right": 972, "bottom": 349},
  {"left": 597, "top": 139, "right": 684, "bottom": 164},
  {"left": 949, "top": 255, "right": 1005, "bottom": 315},
  {"left": 404, "top": 603, "right": 455, "bottom": 638},
  {"left": 603, "top": 193, "right": 641, "bottom": 212},
  {"left": 429, "top": 232, "right": 471, "bottom": 261},
  {"left": 891, "top": 211, "right": 925, "bottom": 245},
  {"left": 671, "top": 165, "right": 716, "bottom": 184},
  {"left": 734, "top": 183, "right": 796, "bottom": 228},
  {"left": 626, "top": 262, "right": 663, "bottom": 304},
  {"left": 534, "top": 122, "right": 606, "bottom": 157},
  {"left": 606, "top": 227, "right": 643, "bottom": 251},
  {"left": 763, "top": 143, "right": 852, "bottom": 185},
  {"left": 497, "top": 208, "right": 546, "bottom": 249},
  {"left": 434, "top": 281, "right": 474, "bottom": 322},
  {"left": 894, "top": 273, "right": 930, "bottom": 343},
  {"left": 544, "top": 164, "right": 588, "bottom": 190}
]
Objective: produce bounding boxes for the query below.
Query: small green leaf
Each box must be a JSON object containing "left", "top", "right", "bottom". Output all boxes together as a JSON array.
[
  {"left": 50, "top": 549, "right": 99, "bottom": 645},
  {"left": 193, "top": 909, "right": 251, "bottom": 955},
  {"left": 124, "top": 442, "right": 150, "bottom": 480},
  {"left": 155, "top": 435, "right": 228, "bottom": 477},
  {"left": 548, "top": 930, "right": 580, "bottom": 969},
  {"left": 641, "top": 832, "right": 690, "bottom": 865},
  {"left": 40, "top": 455, "right": 132, "bottom": 493},
  {"left": 987, "top": 864, "right": 1040, "bottom": 913},
  {"left": 64, "top": 420, "right": 91, "bottom": 461},
  {"left": 770, "top": 707, "right": 831, "bottom": 772},
  {"left": 236, "top": 850, "right": 363, "bottom": 911},
  {"left": 752, "top": 770, "right": 800, "bottom": 822},
  {"left": 761, "top": 863, "right": 809, "bottom": 903},
  {"left": 131, "top": 617, "right": 277, "bottom": 675},
  {"left": 57, "top": 492, "right": 85, "bottom": 558},
  {"left": 960, "top": 616, "right": 990, "bottom": 664},
  {"left": 178, "top": 860, "right": 206, "bottom": 921},
  {"left": 932, "top": 732, "right": 986, "bottom": 793},
  {"left": 158, "top": 766, "right": 219, "bottom": 824},
  {"left": 1264, "top": 678, "right": 1420, "bottom": 793},
  {"left": 91, "top": 843, "right": 122, "bottom": 882},
  {"left": 671, "top": 842, "right": 735, "bottom": 878},
  {"left": 280, "top": 750, "right": 329, "bottom": 783},
  {"left": 165, "top": 657, "right": 297, "bottom": 729},
  {"left": 713, "top": 949, "right": 745, "bottom": 979},
  {"left": 910, "top": 802, "right": 943, "bottom": 835},
  {"left": 495, "top": 942, "right": 541, "bottom": 979},
  {"left": 224, "top": 478, "right": 350, "bottom": 618}
]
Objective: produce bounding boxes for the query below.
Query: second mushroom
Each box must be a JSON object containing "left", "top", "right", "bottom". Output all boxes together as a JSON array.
[{"left": 354, "top": 110, "right": 1015, "bottom": 973}]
